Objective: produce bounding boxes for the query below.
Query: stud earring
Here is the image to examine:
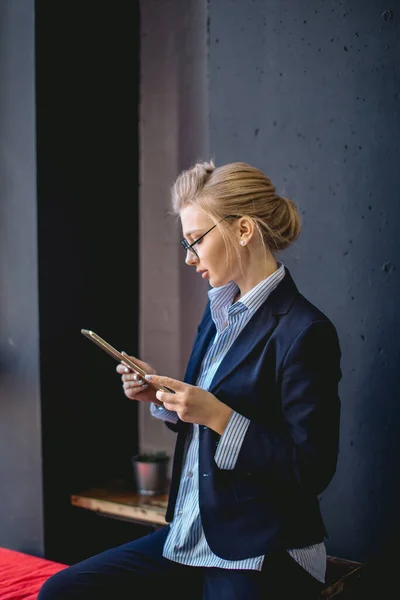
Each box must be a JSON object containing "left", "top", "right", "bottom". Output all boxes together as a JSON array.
[{"left": 240, "top": 240, "right": 246, "bottom": 246}]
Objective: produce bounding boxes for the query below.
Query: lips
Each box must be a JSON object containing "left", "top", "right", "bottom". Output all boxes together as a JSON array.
[{"left": 197, "top": 269, "right": 209, "bottom": 279}]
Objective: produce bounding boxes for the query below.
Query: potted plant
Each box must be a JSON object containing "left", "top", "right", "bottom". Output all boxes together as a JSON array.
[{"left": 131, "top": 451, "right": 170, "bottom": 496}]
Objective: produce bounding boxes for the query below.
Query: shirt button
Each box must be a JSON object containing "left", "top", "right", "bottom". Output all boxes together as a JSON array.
[
  {"left": 177, "top": 509, "right": 183, "bottom": 515},
  {"left": 211, "top": 357, "right": 216, "bottom": 363},
  {"left": 187, "top": 471, "right": 193, "bottom": 478}
]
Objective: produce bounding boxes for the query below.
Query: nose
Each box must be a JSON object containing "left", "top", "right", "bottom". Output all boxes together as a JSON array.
[{"left": 185, "top": 249, "right": 198, "bottom": 266}]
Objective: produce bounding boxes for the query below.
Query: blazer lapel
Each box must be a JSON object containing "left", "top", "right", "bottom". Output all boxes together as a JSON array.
[
  {"left": 208, "top": 267, "right": 299, "bottom": 392},
  {"left": 183, "top": 267, "right": 299, "bottom": 390}
]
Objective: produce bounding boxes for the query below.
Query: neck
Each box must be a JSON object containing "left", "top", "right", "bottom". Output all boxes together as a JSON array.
[{"left": 234, "top": 257, "right": 279, "bottom": 300}]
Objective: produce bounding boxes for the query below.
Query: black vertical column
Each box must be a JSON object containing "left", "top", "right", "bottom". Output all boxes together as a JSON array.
[{"left": 35, "top": 1, "right": 140, "bottom": 561}]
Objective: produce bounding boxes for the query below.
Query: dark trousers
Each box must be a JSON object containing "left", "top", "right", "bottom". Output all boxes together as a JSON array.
[{"left": 38, "top": 526, "right": 323, "bottom": 600}]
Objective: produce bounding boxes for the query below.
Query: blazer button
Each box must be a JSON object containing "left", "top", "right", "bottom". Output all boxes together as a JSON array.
[
  {"left": 203, "top": 426, "right": 208, "bottom": 430},
  {"left": 202, "top": 473, "right": 209, "bottom": 477}
]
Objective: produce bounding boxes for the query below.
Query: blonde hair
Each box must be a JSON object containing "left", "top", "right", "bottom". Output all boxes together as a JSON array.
[{"left": 171, "top": 161, "right": 301, "bottom": 265}]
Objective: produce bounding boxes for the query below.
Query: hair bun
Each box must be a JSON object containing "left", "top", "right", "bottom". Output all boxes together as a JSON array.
[
  {"left": 192, "top": 160, "right": 215, "bottom": 178},
  {"left": 274, "top": 194, "right": 301, "bottom": 250},
  {"left": 184, "top": 160, "right": 216, "bottom": 190},
  {"left": 204, "top": 160, "right": 216, "bottom": 173}
]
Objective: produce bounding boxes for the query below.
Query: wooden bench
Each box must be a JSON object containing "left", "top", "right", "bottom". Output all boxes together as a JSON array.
[
  {"left": 71, "top": 481, "right": 169, "bottom": 528},
  {"left": 71, "top": 481, "right": 363, "bottom": 598},
  {"left": 322, "top": 556, "right": 363, "bottom": 598}
]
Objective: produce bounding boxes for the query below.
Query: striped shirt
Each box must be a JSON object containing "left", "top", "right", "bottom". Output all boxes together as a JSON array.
[{"left": 150, "top": 262, "right": 326, "bottom": 582}]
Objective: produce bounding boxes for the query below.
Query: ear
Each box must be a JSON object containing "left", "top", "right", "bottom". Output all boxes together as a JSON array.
[{"left": 237, "top": 217, "right": 254, "bottom": 244}]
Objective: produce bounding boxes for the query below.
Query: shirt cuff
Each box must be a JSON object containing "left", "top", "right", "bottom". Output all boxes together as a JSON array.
[
  {"left": 149, "top": 402, "right": 179, "bottom": 424},
  {"left": 214, "top": 411, "right": 250, "bottom": 470}
]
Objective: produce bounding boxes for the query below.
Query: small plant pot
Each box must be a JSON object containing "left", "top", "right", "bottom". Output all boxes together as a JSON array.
[{"left": 132, "top": 452, "right": 170, "bottom": 496}]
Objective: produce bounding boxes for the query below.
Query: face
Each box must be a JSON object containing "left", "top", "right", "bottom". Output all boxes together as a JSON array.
[{"left": 180, "top": 206, "right": 234, "bottom": 288}]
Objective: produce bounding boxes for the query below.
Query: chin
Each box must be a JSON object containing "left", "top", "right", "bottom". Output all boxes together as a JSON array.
[
  {"left": 209, "top": 275, "right": 229, "bottom": 288},
  {"left": 208, "top": 275, "right": 217, "bottom": 288}
]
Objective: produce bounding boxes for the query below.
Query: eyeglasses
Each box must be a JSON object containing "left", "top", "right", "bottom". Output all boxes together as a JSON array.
[{"left": 180, "top": 216, "right": 235, "bottom": 258}]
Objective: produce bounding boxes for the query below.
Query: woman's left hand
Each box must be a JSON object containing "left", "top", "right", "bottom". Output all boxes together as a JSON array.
[{"left": 145, "top": 374, "right": 232, "bottom": 435}]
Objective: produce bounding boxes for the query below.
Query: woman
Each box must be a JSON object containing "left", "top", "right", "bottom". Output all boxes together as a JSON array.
[{"left": 39, "top": 161, "right": 342, "bottom": 599}]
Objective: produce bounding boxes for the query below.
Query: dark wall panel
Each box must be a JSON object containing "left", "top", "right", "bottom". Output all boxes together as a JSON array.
[
  {"left": 35, "top": 1, "right": 140, "bottom": 562},
  {"left": 209, "top": 0, "right": 400, "bottom": 564},
  {"left": 0, "top": 0, "right": 44, "bottom": 556}
]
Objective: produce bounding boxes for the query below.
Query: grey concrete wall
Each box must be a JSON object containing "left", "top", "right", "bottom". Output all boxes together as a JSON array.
[
  {"left": 139, "top": 0, "right": 209, "bottom": 464},
  {"left": 208, "top": 0, "right": 400, "bottom": 563},
  {"left": 0, "top": 0, "right": 44, "bottom": 554}
]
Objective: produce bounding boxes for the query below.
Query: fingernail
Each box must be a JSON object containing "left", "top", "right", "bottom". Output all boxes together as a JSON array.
[
  {"left": 142, "top": 383, "right": 148, "bottom": 389},
  {"left": 124, "top": 367, "right": 129, "bottom": 373},
  {"left": 145, "top": 374, "right": 152, "bottom": 381}
]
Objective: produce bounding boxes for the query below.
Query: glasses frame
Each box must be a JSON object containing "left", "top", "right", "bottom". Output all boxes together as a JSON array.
[{"left": 180, "top": 216, "right": 235, "bottom": 258}]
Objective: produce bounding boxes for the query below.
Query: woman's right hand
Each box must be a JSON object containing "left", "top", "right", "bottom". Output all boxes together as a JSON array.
[{"left": 116, "top": 353, "right": 161, "bottom": 405}]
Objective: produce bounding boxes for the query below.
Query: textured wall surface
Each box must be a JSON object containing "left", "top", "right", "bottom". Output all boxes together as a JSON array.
[
  {"left": 0, "top": 0, "right": 44, "bottom": 555},
  {"left": 208, "top": 0, "right": 400, "bottom": 562},
  {"left": 139, "top": 0, "right": 399, "bottom": 563}
]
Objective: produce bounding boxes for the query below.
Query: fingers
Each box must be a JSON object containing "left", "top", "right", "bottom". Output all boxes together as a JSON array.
[
  {"left": 155, "top": 390, "right": 178, "bottom": 413},
  {"left": 144, "top": 373, "right": 187, "bottom": 393},
  {"left": 123, "top": 375, "right": 148, "bottom": 394},
  {"left": 116, "top": 363, "right": 131, "bottom": 374},
  {"left": 123, "top": 372, "right": 147, "bottom": 385},
  {"left": 116, "top": 362, "right": 140, "bottom": 375},
  {"left": 117, "top": 363, "right": 147, "bottom": 387},
  {"left": 121, "top": 351, "right": 151, "bottom": 372},
  {"left": 116, "top": 352, "right": 156, "bottom": 399},
  {"left": 116, "top": 355, "right": 142, "bottom": 375},
  {"left": 155, "top": 389, "right": 175, "bottom": 405}
]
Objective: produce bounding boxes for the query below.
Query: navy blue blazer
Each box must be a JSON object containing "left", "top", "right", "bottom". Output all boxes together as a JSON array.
[{"left": 165, "top": 267, "right": 342, "bottom": 560}]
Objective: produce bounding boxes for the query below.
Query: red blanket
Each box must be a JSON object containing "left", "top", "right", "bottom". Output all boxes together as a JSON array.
[{"left": 0, "top": 548, "right": 67, "bottom": 600}]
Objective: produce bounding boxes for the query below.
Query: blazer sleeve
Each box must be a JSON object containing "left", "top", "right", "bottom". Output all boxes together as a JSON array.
[{"left": 235, "top": 319, "right": 342, "bottom": 496}]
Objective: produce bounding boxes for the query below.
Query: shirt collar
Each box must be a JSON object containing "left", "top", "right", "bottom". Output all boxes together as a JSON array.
[{"left": 208, "top": 262, "right": 286, "bottom": 324}]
